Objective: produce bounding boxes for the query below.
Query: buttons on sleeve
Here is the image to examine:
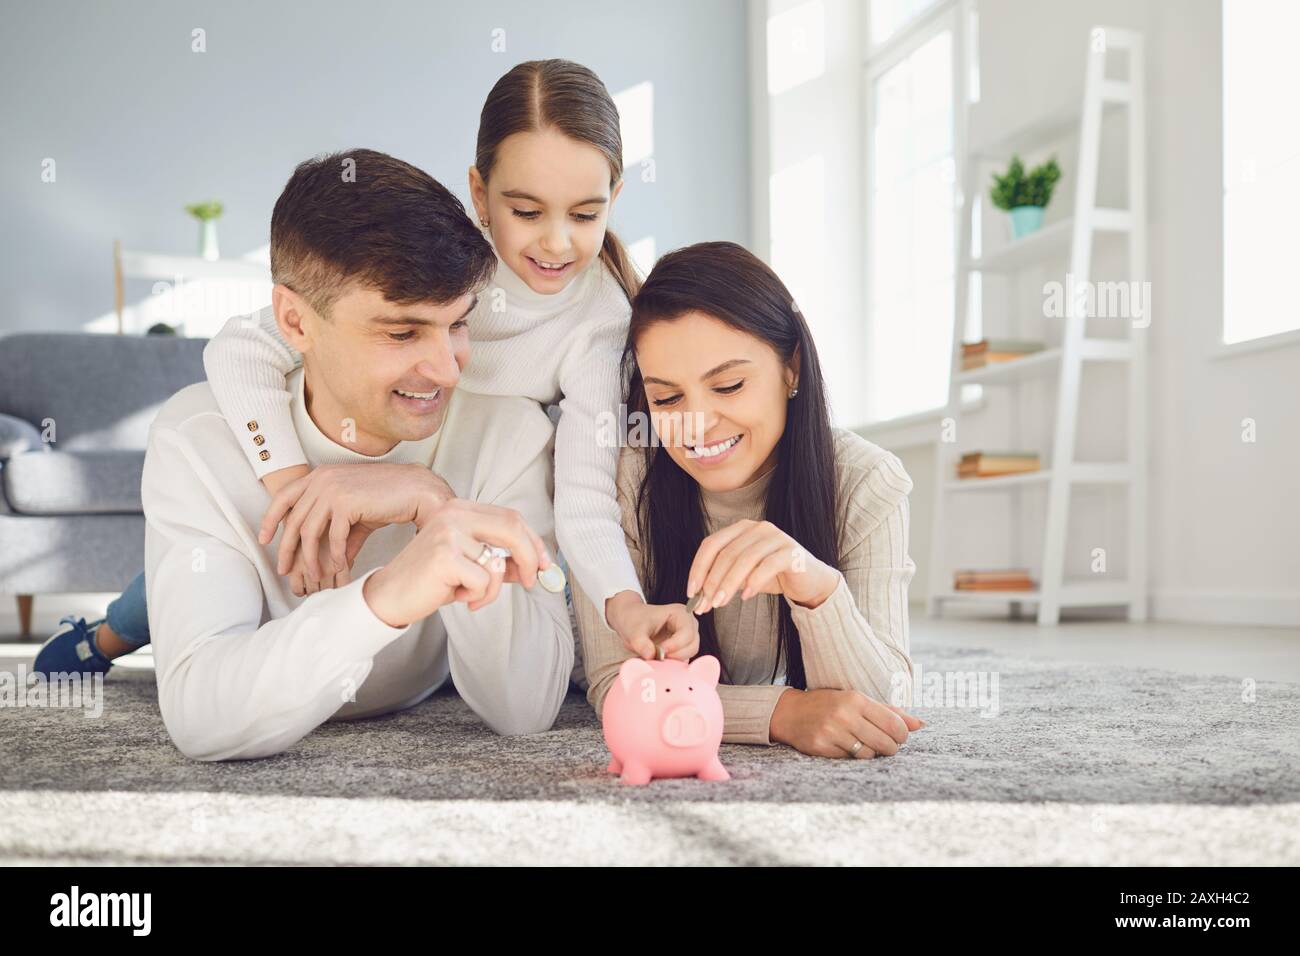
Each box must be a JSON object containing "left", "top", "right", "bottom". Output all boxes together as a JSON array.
[{"left": 247, "top": 421, "right": 269, "bottom": 460}]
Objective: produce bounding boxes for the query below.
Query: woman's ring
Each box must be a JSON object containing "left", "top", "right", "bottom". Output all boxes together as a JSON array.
[{"left": 848, "top": 739, "right": 863, "bottom": 756}]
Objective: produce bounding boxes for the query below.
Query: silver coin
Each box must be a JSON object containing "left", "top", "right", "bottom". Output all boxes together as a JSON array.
[{"left": 537, "top": 563, "right": 567, "bottom": 594}]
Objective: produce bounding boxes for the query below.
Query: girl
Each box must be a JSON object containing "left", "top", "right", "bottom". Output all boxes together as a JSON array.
[
  {"left": 34, "top": 59, "right": 695, "bottom": 677},
  {"left": 572, "top": 241, "right": 926, "bottom": 758}
]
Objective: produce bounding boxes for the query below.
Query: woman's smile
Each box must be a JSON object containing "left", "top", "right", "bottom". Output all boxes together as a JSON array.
[{"left": 684, "top": 433, "right": 744, "bottom": 465}]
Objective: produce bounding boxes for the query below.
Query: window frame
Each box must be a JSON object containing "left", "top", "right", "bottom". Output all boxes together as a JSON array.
[
  {"left": 1215, "top": 0, "right": 1300, "bottom": 358},
  {"left": 861, "top": 0, "right": 969, "bottom": 426}
]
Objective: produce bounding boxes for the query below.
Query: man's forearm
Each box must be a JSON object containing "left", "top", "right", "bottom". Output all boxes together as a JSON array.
[
  {"left": 362, "top": 563, "right": 410, "bottom": 629},
  {"left": 149, "top": 550, "right": 408, "bottom": 761},
  {"left": 439, "top": 581, "right": 574, "bottom": 736}
]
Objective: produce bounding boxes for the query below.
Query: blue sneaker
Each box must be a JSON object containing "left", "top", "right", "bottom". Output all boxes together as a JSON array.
[{"left": 32, "top": 615, "right": 113, "bottom": 676}]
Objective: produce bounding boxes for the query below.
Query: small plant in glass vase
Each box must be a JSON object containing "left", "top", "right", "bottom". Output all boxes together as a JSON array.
[{"left": 186, "top": 200, "right": 224, "bottom": 261}]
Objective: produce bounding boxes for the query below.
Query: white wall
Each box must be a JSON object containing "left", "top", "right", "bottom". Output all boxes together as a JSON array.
[{"left": 0, "top": 0, "right": 751, "bottom": 334}]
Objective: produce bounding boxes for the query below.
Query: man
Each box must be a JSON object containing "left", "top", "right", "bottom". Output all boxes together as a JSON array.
[{"left": 143, "top": 148, "right": 573, "bottom": 761}]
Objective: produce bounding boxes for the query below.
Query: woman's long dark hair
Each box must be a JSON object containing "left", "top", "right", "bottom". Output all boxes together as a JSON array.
[{"left": 623, "top": 242, "right": 840, "bottom": 690}]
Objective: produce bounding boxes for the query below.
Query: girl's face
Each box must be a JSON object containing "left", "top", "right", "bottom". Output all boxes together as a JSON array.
[
  {"left": 469, "top": 127, "right": 622, "bottom": 295},
  {"left": 635, "top": 311, "right": 799, "bottom": 493}
]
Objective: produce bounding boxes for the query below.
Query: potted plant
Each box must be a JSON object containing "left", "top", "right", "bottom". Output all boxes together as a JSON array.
[
  {"left": 185, "top": 200, "right": 224, "bottom": 261},
  {"left": 989, "top": 155, "right": 1061, "bottom": 239}
]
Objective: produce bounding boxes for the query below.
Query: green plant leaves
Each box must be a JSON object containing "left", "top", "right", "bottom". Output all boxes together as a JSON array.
[
  {"left": 185, "top": 201, "right": 224, "bottom": 221},
  {"left": 988, "top": 155, "right": 1061, "bottom": 210}
]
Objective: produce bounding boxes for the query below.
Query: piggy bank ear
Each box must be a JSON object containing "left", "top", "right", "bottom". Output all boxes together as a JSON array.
[
  {"left": 618, "top": 657, "right": 655, "bottom": 695},
  {"left": 687, "top": 655, "right": 721, "bottom": 688}
]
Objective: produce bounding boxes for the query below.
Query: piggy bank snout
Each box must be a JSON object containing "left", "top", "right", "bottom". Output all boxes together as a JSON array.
[{"left": 661, "top": 704, "right": 709, "bottom": 748}]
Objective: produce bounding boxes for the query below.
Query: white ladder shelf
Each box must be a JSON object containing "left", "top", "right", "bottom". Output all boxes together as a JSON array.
[{"left": 927, "top": 26, "right": 1148, "bottom": 626}]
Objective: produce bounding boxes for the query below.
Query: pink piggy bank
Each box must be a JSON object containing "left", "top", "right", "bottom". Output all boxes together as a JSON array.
[{"left": 603, "top": 655, "right": 731, "bottom": 786}]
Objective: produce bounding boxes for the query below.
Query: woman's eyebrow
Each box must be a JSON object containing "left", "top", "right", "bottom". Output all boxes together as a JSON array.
[
  {"left": 701, "top": 358, "right": 752, "bottom": 378},
  {"left": 500, "top": 189, "right": 608, "bottom": 206},
  {"left": 643, "top": 359, "right": 752, "bottom": 387}
]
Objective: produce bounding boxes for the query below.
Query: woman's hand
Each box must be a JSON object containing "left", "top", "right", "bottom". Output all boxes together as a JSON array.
[
  {"left": 605, "top": 591, "right": 700, "bottom": 661},
  {"left": 258, "top": 463, "right": 456, "bottom": 591},
  {"left": 686, "top": 518, "right": 841, "bottom": 614},
  {"left": 769, "top": 687, "right": 925, "bottom": 758}
]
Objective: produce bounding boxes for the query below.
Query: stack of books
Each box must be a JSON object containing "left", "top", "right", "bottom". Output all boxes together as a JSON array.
[
  {"left": 957, "top": 451, "right": 1041, "bottom": 479},
  {"left": 954, "top": 569, "right": 1036, "bottom": 591},
  {"left": 961, "top": 338, "right": 1045, "bottom": 369}
]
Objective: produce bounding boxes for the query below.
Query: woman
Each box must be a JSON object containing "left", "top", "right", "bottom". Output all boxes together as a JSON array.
[{"left": 571, "top": 241, "right": 925, "bottom": 759}]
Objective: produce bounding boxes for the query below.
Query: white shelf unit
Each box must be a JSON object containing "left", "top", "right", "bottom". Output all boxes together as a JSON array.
[{"left": 927, "top": 26, "right": 1149, "bottom": 625}]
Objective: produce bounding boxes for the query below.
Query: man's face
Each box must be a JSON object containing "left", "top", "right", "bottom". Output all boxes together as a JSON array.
[{"left": 288, "top": 284, "right": 475, "bottom": 455}]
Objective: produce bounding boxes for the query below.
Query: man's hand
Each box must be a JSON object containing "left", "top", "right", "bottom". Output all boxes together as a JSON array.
[
  {"left": 605, "top": 591, "right": 699, "bottom": 661},
  {"left": 769, "top": 687, "right": 925, "bottom": 758},
  {"left": 258, "top": 463, "right": 455, "bottom": 585},
  {"left": 362, "top": 499, "right": 554, "bottom": 627}
]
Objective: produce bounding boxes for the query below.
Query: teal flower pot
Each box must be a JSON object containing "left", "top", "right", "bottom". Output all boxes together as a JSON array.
[{"left": 1009, "top": 205, "right": 1045, "bottom": 239}]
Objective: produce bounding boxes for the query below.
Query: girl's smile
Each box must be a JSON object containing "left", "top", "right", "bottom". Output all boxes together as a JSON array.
[{"left": 524, "top": 255, "right": 576, "bottom": 280}]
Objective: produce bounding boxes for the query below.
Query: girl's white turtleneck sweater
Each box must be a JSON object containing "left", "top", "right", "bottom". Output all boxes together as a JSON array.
[{"left": 202, "top": 240, "right": 642, "bottom": 612}]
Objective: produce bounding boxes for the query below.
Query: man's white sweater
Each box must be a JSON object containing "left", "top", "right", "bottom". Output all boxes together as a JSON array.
[{"left": 142, "top": 367, "right": 574, "bottom": 762}]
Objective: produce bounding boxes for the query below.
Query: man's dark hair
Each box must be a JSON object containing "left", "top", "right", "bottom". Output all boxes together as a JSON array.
[{"left": 270, "top": 148, "right": 495, "bottom": 315}]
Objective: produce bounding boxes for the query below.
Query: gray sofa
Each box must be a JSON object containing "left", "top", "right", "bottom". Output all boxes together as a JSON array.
[{"left": 0, "top": 332, "right": 207, "bottom": 635}]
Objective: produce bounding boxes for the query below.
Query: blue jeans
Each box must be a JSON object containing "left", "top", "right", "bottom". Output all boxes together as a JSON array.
[{"left": 104, "top": 570, "right": 151, "bottom": 648}]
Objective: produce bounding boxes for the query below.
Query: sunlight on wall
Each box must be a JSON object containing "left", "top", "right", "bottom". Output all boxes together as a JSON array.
[
  {"left": 769, "top": 153, "right": 827, "bottom": 334},
  {"left": 627, "top": 235, "right": 658, "bottom": 281},
  {"left": 767, "top": 1, "right": 826, "bottom": 95},
  {"left": 614, "top": 81, "right": 655, "bottom": 169}
]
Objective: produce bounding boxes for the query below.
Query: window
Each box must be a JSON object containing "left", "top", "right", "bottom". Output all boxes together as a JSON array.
[
  {"left": 864, "top": 6, "right": 960, "bottom": 422},
  {"left": 870, "top": 0, "right": 943, "bottom": 48},
  {"left": 1222, "top": 0, "right": 1300, "bottom": 345}
]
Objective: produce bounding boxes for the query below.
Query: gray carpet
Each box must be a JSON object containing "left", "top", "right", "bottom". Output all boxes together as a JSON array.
[{"left": 2, "top": 639, "right": 1298, "bottom": 865}]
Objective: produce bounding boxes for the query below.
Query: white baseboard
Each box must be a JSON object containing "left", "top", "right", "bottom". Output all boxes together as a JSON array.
[
  {"left": 913, "top": 593, "right": 1300, "bottom": 628},
  {"left": 1148, "top": 590, "right": 1300, "bottom": 628}
]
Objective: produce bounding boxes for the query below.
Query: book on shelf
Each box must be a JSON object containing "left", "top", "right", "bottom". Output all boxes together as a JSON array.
[
  {"left": 957, "top": 451, "right": 1041, "bottom": 478},
  {"left": 953, "top": 569, "right": 1036, "bottom": 591},
  {"left": 961, "top": 338, "right": 1047, "bottom": 369}
]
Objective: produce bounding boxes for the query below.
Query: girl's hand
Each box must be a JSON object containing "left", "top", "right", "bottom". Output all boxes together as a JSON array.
[
  {"left": 769, "top": 687, "right": 925, "bottom": 758},
  {"left": 606, "top": 591, "right": 700, "bottom": 661},
  {"left": 258, "top": 463, "right": 456, "bottom": 585},
  {"left": 686, "top": 519, "right": 841, "bottom": 614},
  {"left": 260, "top": 465, "right": 349, "bottom": 595}
]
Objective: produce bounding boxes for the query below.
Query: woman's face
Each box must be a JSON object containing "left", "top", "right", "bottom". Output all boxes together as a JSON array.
[
  {"left": 469, "top": 127, "right": 622, "bottom": 295},
  {"left": 635, "top": 311, "right": 798, "bottom": 493}
]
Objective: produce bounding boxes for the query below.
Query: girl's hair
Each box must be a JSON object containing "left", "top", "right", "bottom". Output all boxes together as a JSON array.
[
  {"left": 623, "top": 242, "right": 841, "bottom": 690},
  {"left": 475, "top": 59, "right": 641, "bottom": 303}
]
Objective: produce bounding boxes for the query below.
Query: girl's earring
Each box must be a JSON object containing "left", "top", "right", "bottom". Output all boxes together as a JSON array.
[
  {"left": 788, "top": 386, "right": 799, "bottom": 399},
  {"left": 479, "top": 217, "right": 490, "bottom": 228}
]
